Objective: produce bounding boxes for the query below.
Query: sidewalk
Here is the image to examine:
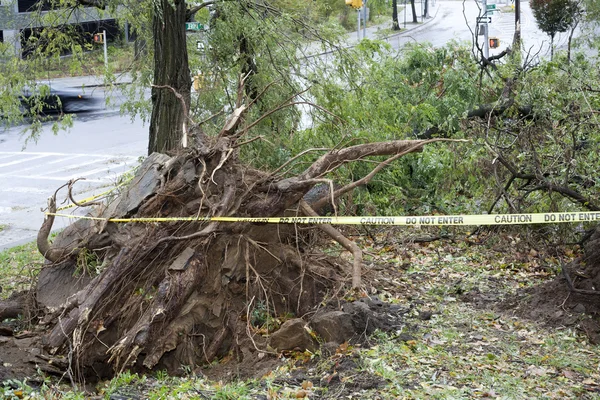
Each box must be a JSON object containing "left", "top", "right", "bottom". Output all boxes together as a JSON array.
[
  {"left": 305, "top": 2, "right": 440, "bottom": 58},
  {"left": 348, "top": 4, "right": 440, "bottom": 46}
]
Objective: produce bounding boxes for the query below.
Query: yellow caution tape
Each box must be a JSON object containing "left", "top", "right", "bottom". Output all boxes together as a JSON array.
[{"left": 45, "top": 211, "right": 600, "bottom": 226}]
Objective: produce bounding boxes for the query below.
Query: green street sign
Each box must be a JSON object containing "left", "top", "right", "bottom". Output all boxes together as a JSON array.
[
  {"left": 486, "top": 4, "right": 496, "bottom": 9},
  {"left": 185, "top": 22, "right": 204, "bottom": 31}
]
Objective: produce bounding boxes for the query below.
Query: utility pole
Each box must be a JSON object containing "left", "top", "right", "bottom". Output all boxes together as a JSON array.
[
  {"left": 357, "top": 8, "right": 361, "bottom": 40},
  {"left": 514, "top": 0, "right": 521, "bottom": 50},
  {"left": 362, "top": 0, "right": 367, "bottom": 39},
  {"left": 103, "top": 30, "right": 108, "bottom": 69},
  {"left": 482, "top": 0, "right": 489, "bottom": 58}
]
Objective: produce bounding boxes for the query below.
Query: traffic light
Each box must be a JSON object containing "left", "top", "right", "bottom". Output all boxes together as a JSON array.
[
  {"left": 345, "top": 0, "right": 363, "bottom": 9},
  {"left": 93, "top": 33, "right": 105, "bottom": 44},
  {"left": 489, "top": 37, "right": 500, "bottom": 49}
]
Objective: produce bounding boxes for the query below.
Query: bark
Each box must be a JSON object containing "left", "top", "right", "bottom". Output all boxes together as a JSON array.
[
  {"left": 392, "top": 0, "right": 400, "bottom": 30},
  {"left": 148, "top": 0, "right": 192, "bottom": 155},
  {"left": 410, "top": 0, "right": 417, "bottom": 23}
]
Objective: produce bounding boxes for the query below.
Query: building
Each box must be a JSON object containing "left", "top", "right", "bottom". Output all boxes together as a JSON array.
[{"left": 0, "top": 0, "right": 121, "bottom": 57}]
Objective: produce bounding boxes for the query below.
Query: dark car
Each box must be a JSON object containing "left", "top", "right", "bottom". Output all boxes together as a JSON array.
[{"left": 21, "top": 84, "right": 102, "bottom": 115}]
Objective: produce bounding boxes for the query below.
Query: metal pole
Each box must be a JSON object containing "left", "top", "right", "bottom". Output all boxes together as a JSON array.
[
  {"left": 362, "top": 0, "right": 367, "bottom": 39},
  {"left": 357, "top": 9, "right": 360, "bottom": 40},
  {"left": 514, "top": 0, "right": 520, "bottom": 49},
  {"left": 103, "top": 29, "right": 108, "bottom": 69},
  {"left": 404, "top": 0, "right": 406, "bottom": 29},
  {"left": 482, "top": 0, "right": 489, "bottom": 58}
]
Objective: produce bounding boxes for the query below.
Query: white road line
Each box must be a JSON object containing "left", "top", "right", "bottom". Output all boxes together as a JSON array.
[
  {"left": 54, "top": 161, "right": 133, "bottom": 180},
  {"left": 0, "top": 154, "right": 51, "bottom": 168},
  {"left": 34, "top": 158, "right": 116, "bottom": 177},
  {"left": 0, "top": 155, "right": 86, "bottom": 176},
  {"left": 0, "top": 151, "right": 138, "bottom": 159},
  {"left": 7, "top": 175, "right": 113, "bottom": 183},
  {"left": 0, "top": 186, "right": 48, "bottom": 194},
  {"left": 47, "top": 154, "right": 86, "bottom": 164}
]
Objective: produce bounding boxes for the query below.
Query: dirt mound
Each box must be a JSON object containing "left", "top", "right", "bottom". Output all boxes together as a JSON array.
[{"left": 490, "top": 227, "right": 600, "bottom": 343}]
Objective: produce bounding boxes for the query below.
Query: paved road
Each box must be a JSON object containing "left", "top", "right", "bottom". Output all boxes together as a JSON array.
[
  {"left": 0, "top": 91, "right": 147, "bottom": 249},
  {"left": 385, "top": 0, "right": 571, "bottom": 59}
]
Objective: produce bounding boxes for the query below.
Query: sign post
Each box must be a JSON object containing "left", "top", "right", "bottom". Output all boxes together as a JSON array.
[
  {"left": 102, "top": 30, "right": 108, "bottom": 69},
  {"left": 481, "top": 0, "right": 489, "bottom": 58}
]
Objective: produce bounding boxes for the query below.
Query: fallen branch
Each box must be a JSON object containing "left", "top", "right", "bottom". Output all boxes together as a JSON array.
[{"left": 299, "top": 200, "right": 362, "bottom": 288}]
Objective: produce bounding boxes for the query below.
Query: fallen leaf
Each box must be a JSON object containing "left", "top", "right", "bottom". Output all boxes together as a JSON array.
[
  {"left": 301, "top": 380, "right": 313, "bottom": 390},
  {"left": 562, "top": 370, "right": 576, "bottom": 379}
]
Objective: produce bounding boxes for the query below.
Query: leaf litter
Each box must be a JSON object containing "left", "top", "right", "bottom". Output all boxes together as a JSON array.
[{"left": 4, "top": 226, "right": 600, "bottom": 399}]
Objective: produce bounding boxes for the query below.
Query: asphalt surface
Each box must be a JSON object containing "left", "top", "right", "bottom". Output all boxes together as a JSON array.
[{"left": 0, "top": 85, "right": 147, "bottom": 249}]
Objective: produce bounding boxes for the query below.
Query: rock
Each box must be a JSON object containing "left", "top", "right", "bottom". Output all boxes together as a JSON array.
[
  {"left": 359, "top": 296, "right": 384, "bottom": 309},
  {"left": 320, "top": 341, "right": 340, "bottom": 357},
  {"left": 573, "top": 303, "right": 586, "bottom": 314},
  {"left": 112, "top": 153, "right": 170, "bottom": 216},
  {"left": 269, "top": 319, "right": 318, "bottom": 353},
  {"left": 342, "top": 301, "right": 370, "bottom": 315},
  {"left": 418, "top": 311, "right": 433, "bottom": 320},
  {"left": 310, "top": 311, "right": 355, "bottom": 344}
]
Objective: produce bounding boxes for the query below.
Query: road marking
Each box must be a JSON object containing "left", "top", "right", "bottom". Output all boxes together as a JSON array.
[
  {"left": 0, "top": 186, "right": 48, "bottom": 194},
  {"left": 0, "top": 155, "right": 86, "bottom": 176},
  {"left": 34, "top": 157, "right": 116, "bottom": 177},
  {"left": 0, "top": 152, "right": 139, "bottom": 183},
  {"left": 0, "top": 154, "right": 51, "bottom": 168},
  {"left": 0, "top": 151, "right": 136, "bottom": 158},
  {"left": 54, "top": 161, "right": 132, "bottom": 180}
]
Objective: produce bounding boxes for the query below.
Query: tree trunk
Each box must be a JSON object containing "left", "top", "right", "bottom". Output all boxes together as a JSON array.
[
  {"left": 148, "top": 0, "right": 192, "bottom": 155},
  {"left": 410, "top": 0, "right": 417, "bottom": 23},
  {"left": 424, "top": 0, "right": 428, "bottom": 18},
  {"left": 392, "top": 0, "right": 400, "bottom": 30}
]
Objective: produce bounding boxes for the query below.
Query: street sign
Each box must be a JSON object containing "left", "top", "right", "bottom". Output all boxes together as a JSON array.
[
  {"left": 477, "top": 16, "right": 492, "bottom": 23},
  {"left": 486, "top": 4, "right": 496, "bottom": 9},
  {"left": 185, "top": 22, "right": 204, "bottom": 31}
]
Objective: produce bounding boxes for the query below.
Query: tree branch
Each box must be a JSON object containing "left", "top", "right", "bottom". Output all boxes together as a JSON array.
[
  {"left": 299, "top": 200, "right": 362, "bottom": 288},
  {"left": 187, "top": 1, "right": 215, "bottom": 20}
]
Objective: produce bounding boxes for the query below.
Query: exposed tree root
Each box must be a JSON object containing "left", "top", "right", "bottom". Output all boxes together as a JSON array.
[{"left": 29, "top": 94, "right": 451, "bottom": 378}]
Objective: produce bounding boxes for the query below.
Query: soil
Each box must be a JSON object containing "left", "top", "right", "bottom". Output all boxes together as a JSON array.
[
  {"left": 0, "top": 336, "right": 40, "bottom": 382},
  {"left": 2, "top": 226, "right": 600, "bottom": 396}
]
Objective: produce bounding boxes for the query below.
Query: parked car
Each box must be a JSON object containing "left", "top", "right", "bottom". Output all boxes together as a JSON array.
[{"left": 21, "top": 84, "right": 102, "bottom": 115}]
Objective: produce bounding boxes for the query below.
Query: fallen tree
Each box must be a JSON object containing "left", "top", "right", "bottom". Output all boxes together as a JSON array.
[{"left": 23, "top": 100, "right": 455, "bottom": 378}]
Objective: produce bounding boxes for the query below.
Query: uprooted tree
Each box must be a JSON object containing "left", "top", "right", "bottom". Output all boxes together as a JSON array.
[
  {"left": 3, "top": 0, "right": 600, "bottom": 382},
  {"left": 32, "top": 94, "right": 451, "bottom": 376}
]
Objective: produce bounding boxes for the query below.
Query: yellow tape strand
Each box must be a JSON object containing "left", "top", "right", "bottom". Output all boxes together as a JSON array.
[
  {"left": 56, "top": 177, "right": 134, "bottom": 212},
  {"left": 45, "top": 211, "right": 600, "bottom": 226}
]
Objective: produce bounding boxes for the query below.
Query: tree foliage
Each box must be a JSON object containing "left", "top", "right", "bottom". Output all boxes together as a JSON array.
[{"left": 530, "top": 0, "right": 578, "bottom": 46}]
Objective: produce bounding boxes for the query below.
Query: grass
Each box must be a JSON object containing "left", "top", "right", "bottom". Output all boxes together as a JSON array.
[
  {"left": 2, "top": 230, "right": 600, "bottom": 398},
  {"left": 0, "top": 240, "right": 43, "bottom": 299}
]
